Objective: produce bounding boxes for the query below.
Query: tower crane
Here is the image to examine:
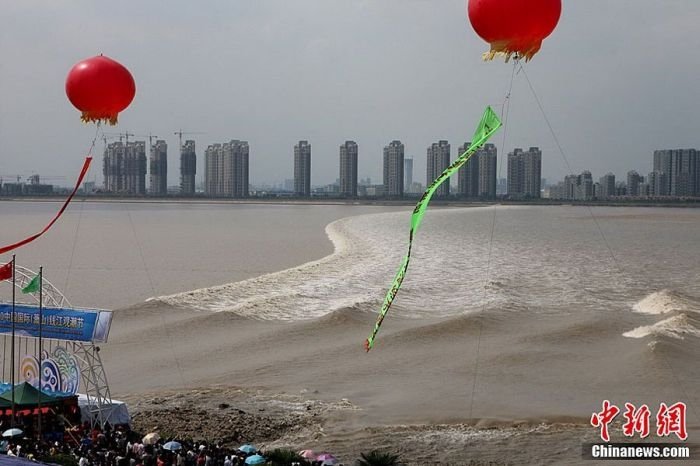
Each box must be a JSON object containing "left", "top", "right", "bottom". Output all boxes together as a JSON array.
[
  {"left": 174, "top": 130, "right": 205, "bottom": 151},
  {"left": 103, "top": 132, "right": 135, "bottom": 144},
  {"left": 145, "top": 133, "right": 159, "bottom": 149}
]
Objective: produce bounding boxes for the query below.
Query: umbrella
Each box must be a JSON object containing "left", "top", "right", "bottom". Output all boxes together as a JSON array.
[
  {"left": 316, "top": 453, "right": 338, "bottom": 465},
  {"left": 238, "top": 444, "right": 257, "bottom": 454},
  {"left": 163, "top": 441, "right": 182, "bottom": 451},
  {"left": 142, "top": 433, "right": 160, "bottom": 446},
  {"left": 2, "top": 429, "right": 22, "bottom": 438},
  {"left": 244, "top": 454, "right": 265, "bottom": 465},
  {"left": 299, "top": 450, "right": 316, "bottom": 459}
]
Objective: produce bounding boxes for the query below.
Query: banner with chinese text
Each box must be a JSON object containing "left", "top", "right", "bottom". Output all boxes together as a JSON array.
[{"left": 0, "top": 304, "right": 112, "bottom": 343}]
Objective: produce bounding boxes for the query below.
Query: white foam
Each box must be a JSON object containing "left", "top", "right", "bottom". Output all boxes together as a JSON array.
[
  {"left": 153, "top": 208, "right": 503, "bottom": 321},
  {"left": 154, "top": 212, "right": 405, "bottom": 320},
  {"left": 154, "top": 206, "right": 641, "bottom": 322},
  {"left": 632, "top": 290, "right": 699, "bottom": 315},
  {"left": 623, "top": 313, "right": 700, "bottom": 340}
]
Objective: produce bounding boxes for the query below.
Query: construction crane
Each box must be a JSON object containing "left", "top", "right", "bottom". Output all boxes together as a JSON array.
[
  {"left": 27, "top": 175, "right": 66, "bottom": 184},
  {"left": 103, "top": 132, "right": 161, "bottom": 149},
  {"left": 174, "top": 130, "right": 205, "bottom": 151},
  {"left": 0, "top": 174, "right": 66, "bottom": 184},
  {"left": 145, "top": 133, "right": 159, "bottom": 149},
  {"left": 0, "top": 175, "right": 24, "bottom": 184},
  {"left": 101, "top": 135, "right": 120, "bottom": 154},
  {"left": 103, "top": 132, "right": 135, "bottom": 144}
]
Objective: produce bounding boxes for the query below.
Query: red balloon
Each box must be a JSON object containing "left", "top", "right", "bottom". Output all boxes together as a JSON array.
[
  {"left": 468, "top": 0, "right": 561, "bottom": 61},
  {"left": 65, "top": 55, "right": 135, "bottom": 125}
]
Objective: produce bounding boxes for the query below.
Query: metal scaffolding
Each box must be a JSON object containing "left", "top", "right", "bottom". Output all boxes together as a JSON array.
[{"left": 1, "top": 266, "right": 113, "bottom": 427}]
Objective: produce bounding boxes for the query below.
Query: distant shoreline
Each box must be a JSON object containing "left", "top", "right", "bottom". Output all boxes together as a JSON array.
[{"left": 2, "top": 196, "right": 700, "bottom": 208}]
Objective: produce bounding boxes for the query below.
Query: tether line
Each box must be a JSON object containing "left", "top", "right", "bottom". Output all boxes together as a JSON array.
[
  {"left": 469, "top": 58, "right": 519, "bottom": 419},
  {"left": 518, "top": 62, "right": 698, "bottom": 425}
]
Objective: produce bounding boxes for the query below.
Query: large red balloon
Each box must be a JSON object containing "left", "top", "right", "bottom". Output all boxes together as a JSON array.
[
  {"left": 468, "top": 0, "right": 561, "bottom": 61},
  {"left": 65, "top": 55, "right": 135, "bottom": 125}
]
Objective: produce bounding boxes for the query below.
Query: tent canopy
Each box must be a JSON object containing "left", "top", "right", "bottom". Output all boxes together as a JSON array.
[
  {"left": 0, "top": 383, "right": 75, "bottom": 406},
  {"left": 77, "top": 395, "right": 130, "bottom": 425}
]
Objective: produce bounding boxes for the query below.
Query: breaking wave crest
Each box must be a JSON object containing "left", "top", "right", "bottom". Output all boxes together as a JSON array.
[
  {"left": 624, "top": 313, "right": 700, "bottom": 340},
  {"left": 624, "top": 290, "right": 700, "bottom": 342},
  {"left": 150, "top": 208, "right": 511, "bottom": 321},
  {"left": 152, "top": 214, "right": 385, "bottom": 320},
  {"left": 632, "top": 289, "right": 700, "bottom": 315}
]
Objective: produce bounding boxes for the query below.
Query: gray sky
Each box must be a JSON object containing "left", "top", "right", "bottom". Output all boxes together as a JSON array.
[{"left": 1, "top": 1, "right": 699, "bottom": 188}]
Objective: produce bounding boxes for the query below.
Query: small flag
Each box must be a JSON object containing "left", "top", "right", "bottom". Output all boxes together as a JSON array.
[
  {"left": 22, "top": 274, "right": 40, "bottom": 294},
  {"left": 0, "top": 262, "right": 11, "bottom": 281}
]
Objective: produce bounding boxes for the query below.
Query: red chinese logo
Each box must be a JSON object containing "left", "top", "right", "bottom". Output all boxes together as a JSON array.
[
  {"left": 622, "top": 403, "right": 651, "bottom": 439},
  {"left": 591, "top": 400, "right": 620, "bottom": 442},
  {"left": 592, "top": 401, "right": 688, "bottom": 442},
  {"left": 657, "top": 402, "right": 687, "bottom": 441}
]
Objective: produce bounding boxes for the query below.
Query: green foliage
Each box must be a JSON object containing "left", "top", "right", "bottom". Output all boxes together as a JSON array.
[
  {"left": 264, "top": 448, "right": 309, "bottom": 466},
  {"left": 356, "top": 450, "right": 402, "bottom": 466}
]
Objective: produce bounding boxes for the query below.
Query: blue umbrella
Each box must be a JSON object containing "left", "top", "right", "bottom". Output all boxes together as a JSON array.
[
  {"left": 244, "top": 455, "right": 265, "bottom": 465},
  {"left": 163, "top": 441, "right": 182, "bottom": 452},
  {"left": 238, "top": 444, "right": 257, "bottom": 454}
]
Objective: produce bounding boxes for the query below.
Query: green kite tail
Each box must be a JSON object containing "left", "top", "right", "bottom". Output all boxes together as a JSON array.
[{"left": 364, "top": 106, "right": 502, "bottom": 352}]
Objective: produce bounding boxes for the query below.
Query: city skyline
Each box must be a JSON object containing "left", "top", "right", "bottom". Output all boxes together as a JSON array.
[
  {"left": 7, "top": 139, "right": 700, "bottom": 201},
  {"left": 3, "top": 2, "right": 700, "bottom": 189}
]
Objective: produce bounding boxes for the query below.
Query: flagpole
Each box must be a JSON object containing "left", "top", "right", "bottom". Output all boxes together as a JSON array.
[
  {"left": 38, "top": 266, "right": 43, "bottom": 441},
  {"left": 10, "top": 255, "right": 15, "bottom": 428}
]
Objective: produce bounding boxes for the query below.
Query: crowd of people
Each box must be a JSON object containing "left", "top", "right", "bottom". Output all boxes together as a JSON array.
[{"left": 0, "top": 422, "right": 343, "bottom": 466}]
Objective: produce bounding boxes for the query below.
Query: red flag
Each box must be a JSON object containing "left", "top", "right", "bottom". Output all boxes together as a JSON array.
[
  {"left": 0, "top": 156, "right": 92, "bottom": 255},
  {"left": 0, "top": 261, "right": 11, "bottom": 281}
]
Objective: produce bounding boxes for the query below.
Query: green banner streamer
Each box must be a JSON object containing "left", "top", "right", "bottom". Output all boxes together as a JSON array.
[{"left": 365, "top": 106, "right": 502, "bottom": 352}]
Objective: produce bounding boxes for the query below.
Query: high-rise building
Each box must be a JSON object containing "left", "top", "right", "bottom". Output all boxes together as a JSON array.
[
  {"left": 339, "top": 141, "right": 358, "bottom": 197},
  {"left": 553, "top": 171, "right": 594, "bottom": 200},
  {"left": 577, "top": 171, "right": 594, "bottom": 200},
  {"left": 507, "top": 147, "right": 542, "bottom": 198},
  {"left": 507, "top": 148, "right": 524, "bottom": 196},
  {"left": 523, "top": 147, "right": 542, "bottom": 198},
  {"left": 294, "top": 141, "right": 311, "bottom": 197},
  {"left": 564, "top": 174, "right": 578, "bottom": 199},
  {"left": 427, "top": 141, "right": 450, "bottom": 197},
  {"left": 404, "top": 158, "right": 413, "bottom": 192},
  {"left": 103, "top": 141, "right": 125, "bottom": 193},
  {"left": 129, "top": 141, "right": 147, "bottom": 195},
  {"left": 598, "top": 173, "right": 616, "bottom": 199},
  {"left": 205, "top": 140, "right": 249, "bottom": 198},
  {"left": 653, "top": 149, "right": 698, "bottom": 197},
  {"left": 497, "top": 178, "right": 508, "bottom": 196},
  {"left": 149, "top": 140, "right": 168, "bottom": 196},
  {"left": 180, "top": 140, "right": 197, "bottom": 195},
  {"left": 455, "top": 143, "right": 497, "bottom": 199},
  {"left": 457, "top": 142, "right": 479, "bottom": 198},
  {"left": 103, "top": 141, "right": 147, "bottom": 195},
  {"left": 627, "top": 170, "right": 641, "bottom": 197},
  {"left": 226, "top": 140, "right": 249, "bottom": 198},
  {"left": 383, "top": 140, "right": 404, "bottom": 197},
  {"left": 647, "top": 170, "right": 667, "bottom": 197},
  {"left": 638, "top": 181, "right": 650, "bottom": 197},
  {"left": 477, "top": 143, "right": 497, "bottom": 199},
  {"left": 205, "top": 143, "right": 223, "bottom": 195}
]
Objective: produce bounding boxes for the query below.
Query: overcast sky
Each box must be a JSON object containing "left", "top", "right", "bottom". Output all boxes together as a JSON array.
[{"left": 2, "top": 1, "right": 699, "bottom": 188}]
